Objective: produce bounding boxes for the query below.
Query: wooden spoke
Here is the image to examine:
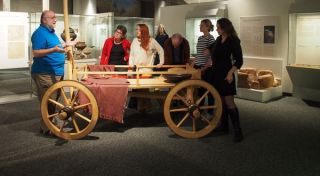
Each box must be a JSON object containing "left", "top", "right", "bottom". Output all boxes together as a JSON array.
[
  {"left": 174, "top": 93, "right": 189, "bottom": 106},
  {"left": 200, "top": 115, "right": 211, "bottom": 124},
  {"left": 170, "top": 108, "right": 188, "bottom": 113},
  {"left": 69, "top": 87, "right": 75, "bottom": 100},
  {"left": 177, "top": 113, "right": 190, "bottom": 128},
  {"left": 60, "top": 87, "right": 70, "bottom": 105},
  {"left": 41, "top": 57, "right": 98, "bottom": 140},
  {"left": 196, "top": 90, "right": 209, "bottom": 105},
  {"left": 164, "top": 80, "right": 223, "bottom": 139},
  {"left": 59, "top": 121, "right": 66, "bottom": 132},
  {"left": 72, "top": 118, "right": 80, "bottom": 133},
  {"left": 71, "top": 90, "right": 79, "bottom": 105},
  {"left": 74, "top": 103, "right": 91, "bottom": 110},
  {"left": 48, "top": 98, "right": 65, "bottom": 109},
  {"left": 187, "top": 86, "right": 195, "bottom": 104},
  {"left": 74, "top": 112, "right": 91, "bottom": 123},
  {"left": 48, "top": 113, "right": 59, "bottom": 119},
  {"left": 192, "top": 118, "right": 196, "bottom": 132},
  {"left": 199, "top": 105, "right": 216, "bottom": 110}
]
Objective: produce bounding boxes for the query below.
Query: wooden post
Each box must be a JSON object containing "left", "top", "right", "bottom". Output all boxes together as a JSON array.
[{"left": 63, "top": 0, "right": 74, "bottom": 81}]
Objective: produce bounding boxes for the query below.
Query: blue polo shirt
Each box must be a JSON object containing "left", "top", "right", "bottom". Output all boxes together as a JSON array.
[{"left": 31, "top": 24, "right": 65, "bottom": 76}]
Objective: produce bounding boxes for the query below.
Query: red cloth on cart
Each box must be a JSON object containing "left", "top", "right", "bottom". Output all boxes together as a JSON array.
[
  {"left": 79, "top": 65, "right": 129, "bottom": 123},
  {"left": 87, "top": 65, "right": 115, "bottom": 78}
]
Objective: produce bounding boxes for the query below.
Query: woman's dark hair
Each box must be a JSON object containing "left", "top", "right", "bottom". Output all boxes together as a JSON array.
[
  {"left": 217, "top": 18, "right": 238, "bottom": 37},
  {"left": 116, "top": 25, "right": 127, "bottom": 39},
  {"left": 201, "top": 19, "right": 214, "bottom": 32}
]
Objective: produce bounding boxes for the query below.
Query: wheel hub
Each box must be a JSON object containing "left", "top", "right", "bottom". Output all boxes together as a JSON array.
[
  {"left": 58, "top": 106, "right": 74, "bottom": 120},
  {"left": 188, "top": 104, "right": 201, "bottom": 119}
]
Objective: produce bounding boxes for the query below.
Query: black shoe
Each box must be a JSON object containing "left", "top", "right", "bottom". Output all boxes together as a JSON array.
[
  {"left": 227, "top": 107, "right": 243, "bottom": 142},
  {"left": 233, "top": 129, "right": 243, "bottom": 143}
]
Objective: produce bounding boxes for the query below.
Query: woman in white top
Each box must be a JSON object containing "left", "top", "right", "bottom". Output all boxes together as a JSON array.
[
  {"left": 129, "top": 24, "right": 164, "bottom": 73},
  {"left": 128, "top": 24, "right": 164, "bottom": 113}
]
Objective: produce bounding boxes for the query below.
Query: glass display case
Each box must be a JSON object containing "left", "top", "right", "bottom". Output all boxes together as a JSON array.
[
  {"left": 113, "top": 17, "right": 154, "bottom": 41},
  {"left": 186, "top": 17, "right": 219, "bottom": 56},
  {"left": 287, "top": 12, "right": 320, "bottom": 102},
  {"left": 288, "top": 12, "right": 320, "bottom": 66},
  {"left": 30, "top": 12, "right": 113, "bottom": 60}
]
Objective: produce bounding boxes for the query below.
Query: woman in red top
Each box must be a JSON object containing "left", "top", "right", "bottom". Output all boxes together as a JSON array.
[{"left": 100, "top": 25, "right": 131, "bottom": 66}]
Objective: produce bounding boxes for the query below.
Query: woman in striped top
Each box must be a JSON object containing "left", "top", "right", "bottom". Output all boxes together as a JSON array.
[
  {"left": 194, "top": 19, "right": 215, "bottom": 70},
  {"left": 194, "top": 19, "right": 215, "bottom": 116}
]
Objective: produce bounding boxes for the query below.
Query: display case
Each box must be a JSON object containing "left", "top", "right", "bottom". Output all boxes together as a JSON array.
[
  {"left": 113, "top": 17, "right": 154, "bottom": 41},
  {"left": 288, "top": 13, "right": 320, "bottom": 66},
  {"left": 287, "top": 12, "right": 320, "bottom": 101}
]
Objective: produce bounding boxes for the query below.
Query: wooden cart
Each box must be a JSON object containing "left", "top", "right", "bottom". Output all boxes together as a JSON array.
[{"left": 40, "top": 0, "right": 222, "bottom": 140}]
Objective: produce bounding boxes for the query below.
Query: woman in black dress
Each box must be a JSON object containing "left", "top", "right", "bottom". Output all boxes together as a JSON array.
[
  {"left": 209, "top": 18, "right": 243, "bottom": 142},
  {"left": 154, "top": 24, "right": 169, "bottom": 66}
]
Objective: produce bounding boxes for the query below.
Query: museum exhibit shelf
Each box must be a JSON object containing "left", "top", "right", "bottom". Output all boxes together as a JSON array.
[
  {"left": 236, "top": 86, "right": 282, "bottom": 102},
  {"left": 235, "top": 56, "right": 283, "bottom": 102},
  {"left": 286, "top": 64, "right": 320, "bottom": 102}
]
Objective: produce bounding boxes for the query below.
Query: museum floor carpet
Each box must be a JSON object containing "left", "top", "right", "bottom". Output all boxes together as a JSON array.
[{"left": 0, "top": 96, "right": 319, "bottom": 176}]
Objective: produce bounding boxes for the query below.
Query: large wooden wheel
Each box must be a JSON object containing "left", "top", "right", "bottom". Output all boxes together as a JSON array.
[
  {"left": 41, "top": 80, "right": 99, "bottom": 140},
  {"left": 164, "top": 80, "right": 222, "bottom": 138}
]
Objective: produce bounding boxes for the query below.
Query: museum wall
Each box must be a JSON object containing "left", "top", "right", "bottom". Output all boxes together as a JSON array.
[
  {"left": 50, "top": 0, "right": 73, "bottom": 14},
  {"left": 96, "top": 0, "right": 141, "bottom": 17},
  {"left": 10, "top": 0, "right": 42, "bottom": 13},
  {"left": 159, "top": 2, "right": 217, "bottom": 36}
]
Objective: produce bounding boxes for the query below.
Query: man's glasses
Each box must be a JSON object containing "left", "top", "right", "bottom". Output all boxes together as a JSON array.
[{"left": 45, "top": 16, "right": 57, "bottom": 20}]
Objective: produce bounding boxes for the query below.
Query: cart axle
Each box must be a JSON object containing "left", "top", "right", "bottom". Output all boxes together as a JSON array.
[
  {"left": 188, "top": 104, "right": 201, "bottom": 119},
  {"left": 58, "top": 106, "right": 74, "bottom": 120}
]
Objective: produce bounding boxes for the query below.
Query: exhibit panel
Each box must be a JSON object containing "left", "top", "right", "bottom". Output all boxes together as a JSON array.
[
  {"left": 240, "top": 16, "right": 280, "bottom": 58},
  {"left": 0, "top": 12, "right": 29, "bottom": 69}
]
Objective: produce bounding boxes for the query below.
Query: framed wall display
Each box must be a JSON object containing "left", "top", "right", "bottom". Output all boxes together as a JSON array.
[
  {"left": 240, "top": 16, "right": 280, "bottom": 58},
  {"left": 264, "top": 25, "right": 275, "bottom": 44},
  {"left": 0, "top": 12, "right": 29, "bottom": 69}
]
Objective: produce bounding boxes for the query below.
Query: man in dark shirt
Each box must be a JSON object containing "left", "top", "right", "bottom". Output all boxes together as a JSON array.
[{"left": 163, "top": 33, "right": 190, "bottom": 65}]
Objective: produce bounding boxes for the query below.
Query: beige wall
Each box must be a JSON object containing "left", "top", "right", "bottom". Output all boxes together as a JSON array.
[
  {"left": 10, "top": 0, "right": 42, "bottom": 13},
  {"left": 159, "top": 4, "right": 193, "bottom": 36}
]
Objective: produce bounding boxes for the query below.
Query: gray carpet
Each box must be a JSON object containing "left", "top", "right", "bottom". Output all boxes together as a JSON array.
[
  {"left": 0, "top": 68, "right": 32, "bottom": 96},
  {"left": 0, "top": 97, "right": 319, "bottom": 176}
]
